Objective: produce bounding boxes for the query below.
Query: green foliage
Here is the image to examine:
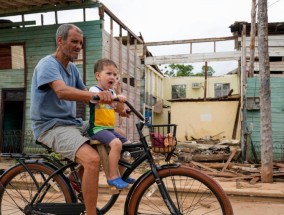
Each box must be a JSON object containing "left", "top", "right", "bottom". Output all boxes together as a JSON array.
[
  {"left": 162, "top": 64, "right": 215, "bottom": 77},
  {"left": 163, "top": 64, "right": 194, "bottom": 77},
  {"left": 192, "top": 65, "right": 215, "bottom": 76}
]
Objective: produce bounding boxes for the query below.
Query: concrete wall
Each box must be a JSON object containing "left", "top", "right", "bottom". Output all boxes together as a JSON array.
[
  {"left": 163, "top": 74, "right": 240, "bottom": 101},
  {"left": 171, "top": 101, "right": 240, "bottom": 141}
]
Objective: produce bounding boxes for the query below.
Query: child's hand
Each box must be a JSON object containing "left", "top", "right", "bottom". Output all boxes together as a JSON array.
[
  {"left": 117, "top": 94, "right": 126, "bottom": 102},
  {"left": 119, "top": 109, "right": 131, "bottom": 118}
]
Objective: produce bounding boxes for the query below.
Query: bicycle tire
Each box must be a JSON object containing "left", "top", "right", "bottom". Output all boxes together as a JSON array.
[
  {"left": 0, "top": 162, "right": 75, "bottom": 215},
  {"left": 127, "top": 166, "right": 233, "bottom": 215}
]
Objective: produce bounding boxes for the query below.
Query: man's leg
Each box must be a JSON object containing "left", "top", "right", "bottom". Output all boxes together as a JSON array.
[{"left": 75, "top": 143, "right": 100, "bottom": 215}]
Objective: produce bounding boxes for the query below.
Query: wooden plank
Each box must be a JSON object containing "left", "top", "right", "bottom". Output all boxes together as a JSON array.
[
  {"left": 221, "top": 148, "right": 240, "bottom": 172},
  {"left": 191, "top": 161, "right": 217, "bottom": 172},
  {"left": 145, "top": 51, "right": 241, "bottom": 65},
  {"left": 96, "top": 144, "right": 119, "bottom": 194},
  {"left": 249, "top": 62, "right": 284, "bottom": 71},
  {"left": 240, "top": 35, "right": 284, "bottom": 47},
  {"left": 201, "top": 170, "right": 240, "bottom": 178},
  {"left": 245, "top": 47, "right": 284, "bottom": 57}
]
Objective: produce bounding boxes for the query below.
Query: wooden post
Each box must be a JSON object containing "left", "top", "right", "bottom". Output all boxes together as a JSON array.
[
  {"left": 240, "top": 24, "right": 247, "bottom": 161},
  {"left": 258, "top": 0, "right": 273, "bottom": 183},
  {"left": 249, "top": 0, "right": 257, "bottom": 77},
  {"left": 90, "top": 140, "right": 119, "bottom": 194},
  {"left": 203, "top": 61, "right": 208, "bottom": 101}
]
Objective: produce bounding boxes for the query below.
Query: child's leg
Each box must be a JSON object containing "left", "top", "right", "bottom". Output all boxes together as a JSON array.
[{"left": 108, "top": 138, "right": 122, "bottom": 180}]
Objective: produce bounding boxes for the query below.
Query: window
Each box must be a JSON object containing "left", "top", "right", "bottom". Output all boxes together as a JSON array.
[
  {"left": 73, "top": 38, "right": 85, "bottom": 65},
  {"left": 0, "top": 45, "right": 24, "bottom": 70},
  {"left": 171, "top": 85, "right": 186, "bottom": 99},
  {"left": 73, "top": 48, "right": 84, "bottom": 65},
  {"left": 214, "top": 83, "right": 230, "bottom": 97},
  {"left": 122, "top": 77, "right": 135, "bottom": 87}
]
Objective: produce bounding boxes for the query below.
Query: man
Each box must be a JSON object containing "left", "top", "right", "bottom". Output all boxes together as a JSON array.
[{"left": 30, "top": 23, "right": 111, "bottom": 215}]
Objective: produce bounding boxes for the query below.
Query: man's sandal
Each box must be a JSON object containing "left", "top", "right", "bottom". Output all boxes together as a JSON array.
[{"left": 107, "top": 177, "right": 129, "bottom": 189}]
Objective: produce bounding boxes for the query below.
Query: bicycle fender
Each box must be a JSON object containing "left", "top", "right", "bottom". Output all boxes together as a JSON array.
[{"left": 124, "top": 163, "right": 180, "bottom": 214}]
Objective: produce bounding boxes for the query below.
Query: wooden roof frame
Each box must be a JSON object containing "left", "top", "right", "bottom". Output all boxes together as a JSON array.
[{"left": 0, "top": 0, "right": 97, "bottom": 17}]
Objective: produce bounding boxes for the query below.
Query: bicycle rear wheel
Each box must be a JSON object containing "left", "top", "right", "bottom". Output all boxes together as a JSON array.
[
  {"left": 0, "top": 162, "right": 74, "bottom": 215},
  {"left": 127, "top": 166, "right": 233, "bottom": 215}
]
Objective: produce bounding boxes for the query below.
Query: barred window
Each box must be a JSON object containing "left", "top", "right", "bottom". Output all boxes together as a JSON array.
[
  {"left": 171, "top": 85, "right": 186, "bottom": 99},
  {"left": 214, "top": 83, "right": 230, "bottom": 97}
]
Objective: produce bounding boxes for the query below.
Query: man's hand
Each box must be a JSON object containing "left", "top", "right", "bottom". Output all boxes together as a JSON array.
[{"left": 96, "top": 91, "right": 114, "bottom": 104}]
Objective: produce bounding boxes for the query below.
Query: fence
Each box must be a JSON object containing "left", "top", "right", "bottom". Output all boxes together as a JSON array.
[{"left": 2, "top": 130, "right": 46, "bottom": 154}]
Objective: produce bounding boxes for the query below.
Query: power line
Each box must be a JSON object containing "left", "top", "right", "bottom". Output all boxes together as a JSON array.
[{"left": 268, "top": 0, "right": 281, "bottom": 7}]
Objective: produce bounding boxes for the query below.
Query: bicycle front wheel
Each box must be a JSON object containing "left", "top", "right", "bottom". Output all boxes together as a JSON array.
[
  {"left": 127, "top": 166, "right": 233, "bottom": 215},
  {"left": 0, "top": 162, "right": 74, "bottom": 215}
]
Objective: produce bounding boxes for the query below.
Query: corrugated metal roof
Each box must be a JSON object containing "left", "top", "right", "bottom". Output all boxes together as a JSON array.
[{"left": 0, "top": 0, "right": 97, "bottom": 16}]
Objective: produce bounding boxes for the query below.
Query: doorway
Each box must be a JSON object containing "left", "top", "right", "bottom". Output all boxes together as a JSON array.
[{"left": 1, "top": 89, "right": 25, "bottom": 153}]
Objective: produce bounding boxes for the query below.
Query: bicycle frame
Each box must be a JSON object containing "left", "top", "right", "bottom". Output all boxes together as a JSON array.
[
  {"left": 0, "top": 100, "right": 181, "bottom": 214},
  {"left": 96, "top": 121, "right": 178, "bottom": 214}
]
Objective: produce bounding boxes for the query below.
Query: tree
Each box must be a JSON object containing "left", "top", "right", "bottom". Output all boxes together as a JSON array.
[
  {"left": 163, "top": 64, "right": 194, "bottom": 77},
  {"left": 193, "top": 65, "right": 215, "bottom": 76}
]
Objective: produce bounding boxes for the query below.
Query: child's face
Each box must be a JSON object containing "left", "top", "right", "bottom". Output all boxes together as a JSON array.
[{"left": 96, "top": 65, "right": 118, "bottom": 90}]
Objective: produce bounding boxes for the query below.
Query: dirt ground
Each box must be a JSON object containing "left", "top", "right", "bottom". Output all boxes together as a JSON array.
[
  {"left": 98, "top": 192, "right": 284, "bottom": 215},
  {"left": 97, "top": 171, "right": 284, "bottom": 215},
  {"left": 1, "top": 158, "right": 284, "bottom": 214},
  {"left": 98, "top": 188, "right": 284, "bottom": 215}
]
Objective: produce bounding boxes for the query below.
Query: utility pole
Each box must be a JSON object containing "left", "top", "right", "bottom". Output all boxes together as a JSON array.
[{"left": 258, "top": 0, "right": 273, "bottom": 182}]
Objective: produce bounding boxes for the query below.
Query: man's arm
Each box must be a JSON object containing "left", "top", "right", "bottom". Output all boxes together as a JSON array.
[{"left": 49, "top": 80, "right": 113, "bottom": 104}]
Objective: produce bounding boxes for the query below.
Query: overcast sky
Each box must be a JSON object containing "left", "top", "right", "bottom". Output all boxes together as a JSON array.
[
  {"left": 99, "top": 0, "right": 284, "bottom": 75},
  {"left": 5, "top": 0, "right": 284, "bottom": 75}
]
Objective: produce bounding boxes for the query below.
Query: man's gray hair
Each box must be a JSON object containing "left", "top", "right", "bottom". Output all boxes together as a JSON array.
[{"left": 56, "top": 24, "right": 83, "bottom": 40}]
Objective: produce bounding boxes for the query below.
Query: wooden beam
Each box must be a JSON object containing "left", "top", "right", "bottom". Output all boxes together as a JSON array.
[
  {"left": 144, "top": 51, "right": 241, "bottom": 65},
  {"left": 145, "top": 36, "right": 236, "bottom": 46},
  {"left": 0, "top": 21, "right": 36, "bottom": 28}
]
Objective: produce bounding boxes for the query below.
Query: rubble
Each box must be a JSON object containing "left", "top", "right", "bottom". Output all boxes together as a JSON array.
[{"left": 162, "top": 137, "right": 284, "bottom": 184}]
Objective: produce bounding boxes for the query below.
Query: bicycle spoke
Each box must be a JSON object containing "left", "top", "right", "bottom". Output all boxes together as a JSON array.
[
  {"left": 128, "top": 166, "right": 233, "bottom": 215},
  {"left": 0, "top": 163, "right": 74, "bottom": 215}
]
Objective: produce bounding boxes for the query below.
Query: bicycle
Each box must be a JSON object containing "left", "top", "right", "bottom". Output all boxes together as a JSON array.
[{"left": 0, "top": 98, "right": 234, "bottom": 215}]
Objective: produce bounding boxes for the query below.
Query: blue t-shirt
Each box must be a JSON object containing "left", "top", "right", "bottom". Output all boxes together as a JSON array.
[{"left": 30, "top": 55, "right": 86, "bottom": 139}]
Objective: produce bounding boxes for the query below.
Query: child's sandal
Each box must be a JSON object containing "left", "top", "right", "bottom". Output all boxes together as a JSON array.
[
  {"left": 125, "top": 177, "right": 136, "bottom": 184},
  {"left": 107, "top": 177, "right": 128, "bottom": 189}
]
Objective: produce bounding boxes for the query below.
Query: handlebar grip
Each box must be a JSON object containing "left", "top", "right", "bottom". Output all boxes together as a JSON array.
[
  {"left": 90, "top": 95, "right": 119, "bottom": 102},
  {"left": 90, "top": 95, "right": 144, "bottom": 121}
]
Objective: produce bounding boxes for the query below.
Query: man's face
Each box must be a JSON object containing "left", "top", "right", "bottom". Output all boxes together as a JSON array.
[{"left": 59, "top": 28, "right": 83, "bottom": 61}]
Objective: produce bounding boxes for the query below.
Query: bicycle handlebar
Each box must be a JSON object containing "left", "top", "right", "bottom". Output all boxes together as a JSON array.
[{"left": 91, "top": 95, "right": 145, "bottom": 121}]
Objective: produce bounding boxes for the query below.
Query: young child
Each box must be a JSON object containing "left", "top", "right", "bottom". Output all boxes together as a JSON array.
[{"left": 88, "top": 58, "right": 133, "bottom": 189}]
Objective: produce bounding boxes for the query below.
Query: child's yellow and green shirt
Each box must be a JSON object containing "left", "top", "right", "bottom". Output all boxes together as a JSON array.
[{"left": 88, "top": 86, "right": 116, "bottom": 137}]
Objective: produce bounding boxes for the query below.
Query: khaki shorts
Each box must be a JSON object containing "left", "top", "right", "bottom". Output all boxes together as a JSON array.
[{"left": 37, "top": 122, "right": 90, "bottom": 161}]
